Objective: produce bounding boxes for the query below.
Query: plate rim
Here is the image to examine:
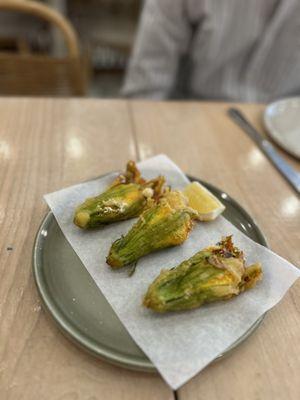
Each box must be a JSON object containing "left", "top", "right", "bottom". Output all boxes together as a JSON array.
[
  {"left": 32, "top": 210, "right": 154, "bottom": 372},
  {"left": 33, "top": 177, "right": 268, "bottom": 372},
  {"left": 264, "top": 97, "right": 300, "bottom": 160}
]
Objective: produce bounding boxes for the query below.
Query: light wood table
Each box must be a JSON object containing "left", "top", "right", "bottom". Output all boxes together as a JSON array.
[{"left": 0, "top": 98, "right": 299, "bottom": 400}]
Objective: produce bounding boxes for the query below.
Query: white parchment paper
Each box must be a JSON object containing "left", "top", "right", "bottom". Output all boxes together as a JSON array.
[{"left": 44, "top": 155, "right": 300, "bottom": 389}]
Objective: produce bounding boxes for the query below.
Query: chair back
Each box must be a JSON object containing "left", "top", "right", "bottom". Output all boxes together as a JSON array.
[{"left": 0, "top": 0, "right": 87, "bottom": 96}]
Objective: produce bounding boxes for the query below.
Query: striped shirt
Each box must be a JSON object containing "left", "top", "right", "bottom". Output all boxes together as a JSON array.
[{"left": 123, "top": 0, "right": 300, "bottom": 102}]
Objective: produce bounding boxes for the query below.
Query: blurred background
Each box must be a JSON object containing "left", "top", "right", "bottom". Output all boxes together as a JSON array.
[
  {"left": 0, "top": 0, "right": 299, "bottom": 102},
  {"left": 0, "top": 0, "right": 141, "bottom": 97}
]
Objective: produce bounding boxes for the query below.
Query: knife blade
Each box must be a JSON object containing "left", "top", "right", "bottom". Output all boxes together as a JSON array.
[{"left": 228, "top": 108, "right": 300, "bottom": 195}]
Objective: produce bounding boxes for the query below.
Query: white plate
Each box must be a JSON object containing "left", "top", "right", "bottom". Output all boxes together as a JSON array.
[{"left": 264, "top": 97, "right": 300, "bottom": 160}]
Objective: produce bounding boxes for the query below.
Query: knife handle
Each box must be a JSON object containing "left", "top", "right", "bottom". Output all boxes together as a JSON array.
[
  {"left": 228, "top": 108, "right": 260, "bottom": 139},
  {"left": 261, "top": 140, "right": 300, "bottom": 194},
  {"left": 228, "top": 108, "right": 300, "bottom": 195}
]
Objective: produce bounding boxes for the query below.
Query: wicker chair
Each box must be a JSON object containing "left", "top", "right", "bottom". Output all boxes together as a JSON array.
[{"left": 0, "top": 0, "right": 87, "bottom": 96}]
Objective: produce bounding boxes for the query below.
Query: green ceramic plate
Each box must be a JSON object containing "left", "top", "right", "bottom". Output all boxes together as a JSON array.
[{"left": 33, "top": 177, "right": 267, "bottom": 372}]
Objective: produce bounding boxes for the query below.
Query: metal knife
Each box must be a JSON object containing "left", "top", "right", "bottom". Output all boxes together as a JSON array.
[{"left": 228, "top": 108, "right": 300, "bottom": 195}]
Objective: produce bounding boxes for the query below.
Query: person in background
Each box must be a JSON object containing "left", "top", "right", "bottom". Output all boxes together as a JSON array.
[{"left": 122, "top": 0, "right": 300, "bottom": 102}]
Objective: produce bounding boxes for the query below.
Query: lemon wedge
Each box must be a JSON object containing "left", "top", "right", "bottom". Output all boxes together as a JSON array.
[{"left": 183, "top": 181, "right": 225, "bottom": 221}]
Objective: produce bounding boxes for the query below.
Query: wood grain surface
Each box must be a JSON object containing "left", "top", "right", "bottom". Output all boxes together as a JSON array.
[
  {"left": 0, "top": 98, "right": 172, "bottom": 400},
  {"left": 0, "top": 98, "right": 299, "bottom": 400}
]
